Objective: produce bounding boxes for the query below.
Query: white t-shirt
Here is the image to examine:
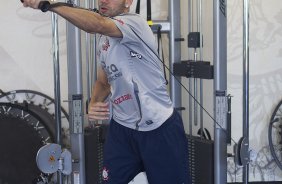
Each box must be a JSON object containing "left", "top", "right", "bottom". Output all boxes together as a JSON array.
[{"left": 97, "top": 13, "right": 173, "bottom": 131}]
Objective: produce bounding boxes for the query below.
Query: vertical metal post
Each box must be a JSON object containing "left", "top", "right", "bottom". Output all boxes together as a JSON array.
[
  {"left": 213, "top": 0, "right": 227, "bottom": 183},
  {"left": 85, "top": 0, "right": 97, "bottom": 101},
  {"left": 92, "top": 0, "right": 98, "bottom": 83},
  {"left": 90, "top": 0, "right": 98, "bottom": 84},
  {"left": 85, "top": 0, "right": 91, "bottom": 100},
  {"left": 169, "top": 0, "right": 181, "bottom": 108},
  {"left": 188, "top": 0, "right": 193, "bottom": 135},
  {"left": 91, "top": 35, "right": 98, "bottom": 85},
  {"left": 193, "top": 51, "right": 198, "bottom": 126},
  {"left": 187, "top": 2, "right": 194, "bottom": 182},
  {"left": 66, "top": 0, "right": 86, "bottom": 183},
  {"left": 242, "top": 0, "right": 250, "bottom": 183},
  {"left": 194, "top": 0, "right": 199, "bottom": 127},
  {"left": 51, "top": 12, "right": 63, "bottom": 184},
  {"left": 198, "top": 0, "right": 204, "bottom": 136},
  {"left": 197, "top": 0, "right": 203, "bottom": 60}
]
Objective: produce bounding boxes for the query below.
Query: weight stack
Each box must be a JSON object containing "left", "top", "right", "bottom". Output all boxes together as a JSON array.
[
  {"left": 85, "top": 124, "right": 109, "bottom": 184},
  {"left": 187, "top": 135, "right": 214, "bottom": 184}
]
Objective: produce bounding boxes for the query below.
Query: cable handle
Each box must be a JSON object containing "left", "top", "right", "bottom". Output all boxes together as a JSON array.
[
  {"left": 20, "top": 0, "right": 51, "bottom": 12},
  {"left": 38, "top": 1, "right": 51, "bottom": 12},
  {"left": 21, "top": 0, "right": 99, "bottom": 13}
]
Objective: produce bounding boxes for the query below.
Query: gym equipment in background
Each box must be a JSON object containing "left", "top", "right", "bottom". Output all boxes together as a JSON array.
[
  {"left": 0, "top": 102, "right": 54, "bottom": 183},
  {"left": 188, "top": 135, "right": 214, "bottom": 184},
  {"left": 0, "top": 89, "right": 69, "bottom": 146},
  {"left": 268, "top": 99, "right": 282, "bottom": 170},
  {"left": 84, "top": 124, "right": 109, "bottom": 184},
  {"left": 0, "top": 89, "right": 70, "bottom": 183}
]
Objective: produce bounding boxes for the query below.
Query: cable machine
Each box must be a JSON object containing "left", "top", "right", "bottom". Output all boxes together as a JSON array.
[
  {"left": 34, "top": 0, "right": 87, "bottom": 183},
  {"left": 213, "top": 0, "right": 228, "bottom": 183},
  {"left": 65, "top": 0, "right": 86, "bottom": 183},
  {"left": 174, "top": 0, "right": 229, "bottom": 184},
  {"left": 19, "top": 0, "right": 252, "bottom": 183}
]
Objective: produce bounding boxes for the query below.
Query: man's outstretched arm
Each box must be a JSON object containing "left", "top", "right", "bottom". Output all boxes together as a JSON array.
[{"left": 21, "top": 0, "right": 122, "bottom": 37}]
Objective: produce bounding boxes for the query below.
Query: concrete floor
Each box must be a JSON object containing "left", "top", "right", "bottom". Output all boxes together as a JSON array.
[{"left": 130, "top": 172, "right": 148, "bottom": 184}]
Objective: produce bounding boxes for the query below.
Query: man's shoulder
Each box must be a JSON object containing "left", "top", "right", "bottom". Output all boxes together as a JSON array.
[
  {"left": 114, "top": 13, "right": 144, "bottom": 22},
  {"left": 116, "top": 13, "right": 140, "bottom": 17},
  {"left": 112, "top": 13, "right": 147, "bottom": 28}
]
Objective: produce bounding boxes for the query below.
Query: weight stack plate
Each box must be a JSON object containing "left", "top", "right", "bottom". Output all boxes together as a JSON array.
[
  {"left": 187, "top": 135, "right": 214, "bottom": 184},
  {"left": 84, "top": 124, "right": 109, "bottom": 184}
]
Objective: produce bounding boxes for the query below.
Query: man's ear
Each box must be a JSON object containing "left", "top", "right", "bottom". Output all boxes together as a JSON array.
[{"left": 125, "top": 0, "right": 133, "bottom": 7}]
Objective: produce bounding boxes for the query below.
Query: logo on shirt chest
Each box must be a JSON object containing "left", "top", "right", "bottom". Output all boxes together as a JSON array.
[
  {"left": 130, "top": 51, "right": 142, "bottom": 59},
  {"left": 101, "top": 61, "right": 123, "bottom": 82},
  {"left": 113, "top": 94, "right": 133, "bottom": 105}
]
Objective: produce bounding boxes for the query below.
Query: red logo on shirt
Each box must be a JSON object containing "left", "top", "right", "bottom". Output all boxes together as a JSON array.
[
  {"left": 114, "top": 94, "right": 132, "bottom": 104},
  {"left": 116, "top": 19, "right": 125, "bottom": 25},
  {"left": 102, "top": 37, "right": 110, "bottom": 51}
]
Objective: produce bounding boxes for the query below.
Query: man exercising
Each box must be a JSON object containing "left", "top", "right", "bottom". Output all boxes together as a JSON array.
[{"left": 22, "top": 0, "right": 190, "bottom": 183}]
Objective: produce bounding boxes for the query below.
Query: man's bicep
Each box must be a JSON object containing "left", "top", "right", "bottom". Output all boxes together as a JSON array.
[{"left": 99, "top": 18, "right": 123, "bottom": 38}]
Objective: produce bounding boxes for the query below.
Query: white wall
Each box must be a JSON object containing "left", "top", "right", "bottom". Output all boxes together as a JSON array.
[
  {"left": 0, "top": 1, "right": 68, "bottom": 107},
  {"left": 1, "top": 0, "right": 282, "bottom": 183}
]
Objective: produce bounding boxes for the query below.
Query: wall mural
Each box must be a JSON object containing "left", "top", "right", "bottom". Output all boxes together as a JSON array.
[
  {"left": 227, "top": 0, "right": 282, "bottom": 182},
  {"left": 227, "top": 72, "right": 282, "bottom": 182}
]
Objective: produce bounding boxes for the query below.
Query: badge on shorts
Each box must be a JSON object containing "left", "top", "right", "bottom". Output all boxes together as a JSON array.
[{"left": 102, "top": 167, "right": 109, "bottom": 181}]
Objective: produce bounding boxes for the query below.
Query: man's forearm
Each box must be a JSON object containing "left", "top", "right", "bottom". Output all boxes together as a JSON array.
[
  {"left": 49, "top": 1, "right": 122, "bottom": 37},
  {"left": 49, "top": 5, "right": 106, "bottom": 34},
  {"left": 22, "top": 0, "right": 122, "bottom": 37},
  {"left": 90, "top": 81, "right": 111, "bottom": 104}
]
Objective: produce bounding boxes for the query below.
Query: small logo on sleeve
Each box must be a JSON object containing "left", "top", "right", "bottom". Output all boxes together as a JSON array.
[
  {"left": 116, "top": 19, "right": 125, "bottom": 25},
  {"left": 102, "top": 37, "right": 110, "bottom": 51},
  {"left": 145, "top": 120, "right": 154, "bottom": 125}
]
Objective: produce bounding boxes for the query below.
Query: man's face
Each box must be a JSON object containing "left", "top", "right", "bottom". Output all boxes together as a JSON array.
[{"left": 98, "top": 0, "right": 127, "bottom": 17}]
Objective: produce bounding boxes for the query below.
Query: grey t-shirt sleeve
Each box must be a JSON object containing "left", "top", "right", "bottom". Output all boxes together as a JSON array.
[{"left": 111, "top": 14, "right": 154, "bottom": 45}]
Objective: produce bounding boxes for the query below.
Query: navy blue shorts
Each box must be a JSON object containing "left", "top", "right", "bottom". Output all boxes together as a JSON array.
[{"left": 102, "top": 110, "right": 191, "bottom": 184}]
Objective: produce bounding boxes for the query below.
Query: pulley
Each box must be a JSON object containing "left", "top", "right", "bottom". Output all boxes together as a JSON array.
[
  {"left": 234, "top": 137, "right": 250, "bottom": 167},
  {"left": 0, "top": 89, "right": 70, "bottom": 183},
  {"left": 36, "top": 143, "right": 72, "bottom": 175}
]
